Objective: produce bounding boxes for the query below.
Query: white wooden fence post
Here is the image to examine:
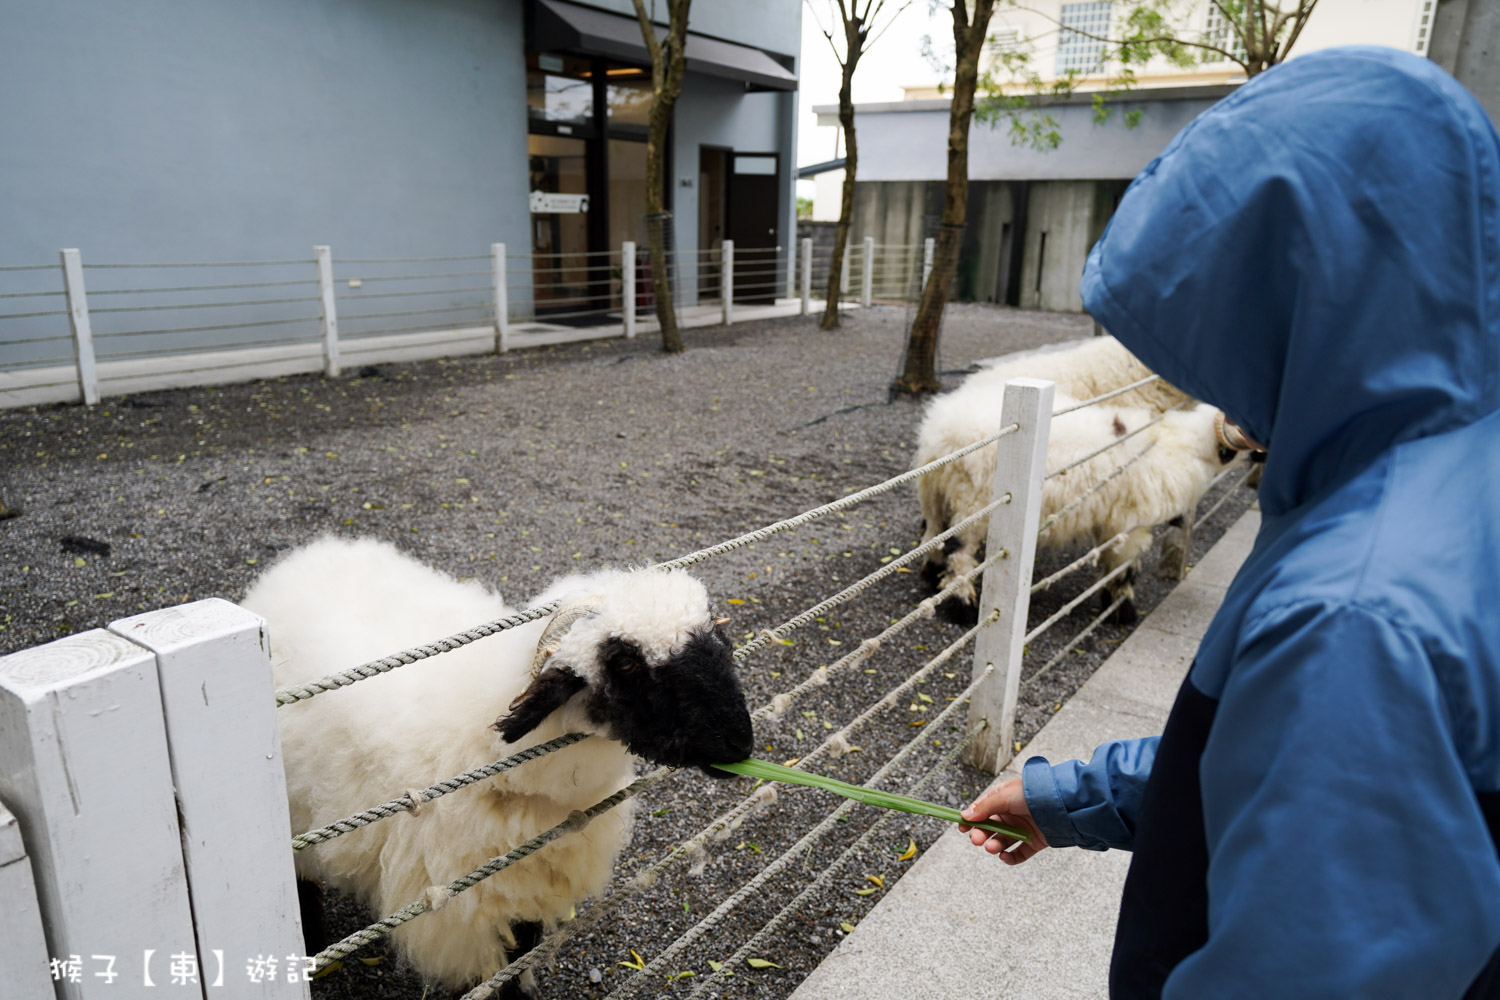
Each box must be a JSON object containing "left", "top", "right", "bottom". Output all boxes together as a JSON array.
[
  {"left": 0, "top": 800, "right": 53, "bottom": 998},
  {"left": 922, "top": 236, "right": 935, "bottom": 291},
  {"left": 964, "top": 377, "right": 1055, "bottom": 774},
  {"left": 721, "top": 239, "right": 734, "bottom": 326},
  {"left": 800, "top": 238, "right": 812, "bottom": 316},
  {"left": 60, "top": 249, "right": 98, "bottom": 406},
  {"left": 314, "top": 245, "right": 340, "bottom": 378},
  {"left": 492, "top": 242, "right": 509, "bottom": 354},
  {"left": 861, "top": 236, "right": 874, "bottom": 308},
  {"left": 840, "top": 240, "right": 851, "bottom": 298},
  {"left": 109, "top": 600, "right": 310, "bottom": 1000},
  {"left": 0, "top": 630, "right": 200, "bottom": 998},
  {"left": 622, "top": 241, "right": 637, "bottom": 338}
]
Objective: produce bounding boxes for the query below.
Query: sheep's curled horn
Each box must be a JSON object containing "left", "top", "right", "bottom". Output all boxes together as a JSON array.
[{"left": 522, "top": 595, "right": 604, "bottom": 689}]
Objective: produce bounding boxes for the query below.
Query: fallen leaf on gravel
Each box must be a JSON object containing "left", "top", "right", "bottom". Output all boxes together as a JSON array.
[
  {"left": 618, "top": 949, "right": 645, "bottom": 971},
  {"left": 841, "top": 921, "right": 856, "bottom": 933},
  {"left": 854, "top": 887, "right": 877, "bottom": 896},
  {"left": 899, "top": 837, "right": 917, "bottom": 861},
  {"left": 311, "top": 961, "right": 342, "bottom": 979},
  {"left": 355, "top": 957, "right": 383, "bottom": 967},
  {"left": 745, "top": 958, "right": 782, "bottom": 970},
  {"left": 864, "top": 874, "right": 885, "bottom": 888},
  {"left": 726, "top": 598, "right": 746, "bottom": 605}
]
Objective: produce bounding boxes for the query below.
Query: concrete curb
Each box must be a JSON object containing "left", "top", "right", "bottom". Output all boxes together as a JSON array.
[{"left": 789, "top": 507, "right": 1262, "bottom": 1000}]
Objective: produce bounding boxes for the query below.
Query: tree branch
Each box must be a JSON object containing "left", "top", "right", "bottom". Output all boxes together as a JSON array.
[
  {"left": 1275, "top": 0, "right": 1318, "bottom": 62},
  {"left": 862, "top": 0, "right": 914, "bottom": 52},
  {"left": 1003, "top": 4, "right": 1246, "bottom": 71},
  {"left": 629, "top": 0, "right": 663, "bottom": 71}
]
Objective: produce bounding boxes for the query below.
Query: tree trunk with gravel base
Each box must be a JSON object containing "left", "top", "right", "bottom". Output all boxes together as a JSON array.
[
  {"left": 891, "top": 0, "right": 994, "bottom": 396},
  {"left": 632, "top": 0, "right": 692, "bottom": 354},
  {"left": 814, "top": 0, "right": 910, "bottom": 331}
]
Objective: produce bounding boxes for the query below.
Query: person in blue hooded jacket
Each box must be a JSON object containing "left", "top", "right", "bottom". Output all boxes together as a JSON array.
[{"left": 957, "top": 46, "right": 1500, "bottom": 998}]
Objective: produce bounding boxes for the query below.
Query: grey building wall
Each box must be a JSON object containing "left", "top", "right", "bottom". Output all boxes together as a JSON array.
[
  {"left": 1, "top": 0, "right": 533, "bottom": 266},
  {"left": 671, "top": 74, "right": 794, "bottom": 297},
  {"left": 0, "top": 0, "right": 801, "bottom": 368}
]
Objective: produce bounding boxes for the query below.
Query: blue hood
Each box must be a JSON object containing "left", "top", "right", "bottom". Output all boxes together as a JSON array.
[{"left": 1082, "top": 47, "right": 1500, "bottom": 516}]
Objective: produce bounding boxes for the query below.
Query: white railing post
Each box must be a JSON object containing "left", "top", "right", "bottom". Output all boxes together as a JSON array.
[
  {"left": 59, "top": 248, "right": 98, "bottom": 406},
  {"left": 964, "top": 377, "right": 1055, "bottom": 774},
  {"left": 861, "top": 236, "right": 874, "bottom": 308},
  {"left": 109, "top": 600, "right": 310, "bottom": 1000},
  {"left": 492, "top": 242, "right": 509, "bottom": 354},
  {"left": 314, "top": 245, "right": 340, "bottom": 377},
  {"left": 923, "top": 236, "right": 935, "bottom": 291},
  {"left": 0, "top": 630, "right": 201, "bottom": 998},
  {"left": 840, "top": 241, "right": 851, "bottom": 298},
  {"left": 0, "top": 801, "right": 52, "bottom": 998},
  {"left": 786, "top": 238, "right": 797, "bottom": 302},
  {"left": 721, "top": 239, "right": 734, "bottom": 326},
  {"left": 801, "top": 237, "right": 812, "bottom": 316},
  {"left": 622, "top": 241, "right": 637, "bottom": 338}
]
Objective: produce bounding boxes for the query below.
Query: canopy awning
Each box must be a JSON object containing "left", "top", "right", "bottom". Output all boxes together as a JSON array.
[{"left": 530, "top": 0, "right": 798, "bottom": 92}]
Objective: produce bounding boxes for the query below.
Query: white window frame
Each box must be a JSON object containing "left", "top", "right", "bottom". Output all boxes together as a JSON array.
[{"left": 1055, "top": 2, "right": 1112, "bottom": 75}]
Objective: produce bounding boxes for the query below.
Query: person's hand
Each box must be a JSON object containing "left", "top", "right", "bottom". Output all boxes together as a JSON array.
[{"left": 959, "top": 777, "right": 1049, "bottom": 865}]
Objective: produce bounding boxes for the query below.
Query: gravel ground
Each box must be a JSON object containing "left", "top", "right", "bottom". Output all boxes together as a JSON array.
[{"left": 0, "top": 303, "right": 1255, "bottom": 999}]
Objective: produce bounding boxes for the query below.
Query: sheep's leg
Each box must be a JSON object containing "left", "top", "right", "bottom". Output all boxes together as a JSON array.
[
  {"left": 1100, "top": 526, "right": 1155, "bottom": 625},
  {"left": 916, "top": 474, "right": 951, "bottom": 589},
  {"left": 296, "top": 878, "right": 330, "bottom": 956},
  {"left": 493, "top": 921, "right": 545, "bottom": 1000},
  {"left": 1158, "top": 505, "right": 1195, "bottom": 581},
  {"left": 935, "top": 522, "right": 986, "bottom": 626}
]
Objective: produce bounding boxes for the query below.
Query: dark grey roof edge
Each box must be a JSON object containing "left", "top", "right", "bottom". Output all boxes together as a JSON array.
[{"left": 796, "top": 158, "right": 847, "bottom": 178}]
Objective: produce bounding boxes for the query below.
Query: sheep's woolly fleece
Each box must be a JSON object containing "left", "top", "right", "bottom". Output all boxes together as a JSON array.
[{"left": 533, "top": 568, "right": 717, "bottom": 680}]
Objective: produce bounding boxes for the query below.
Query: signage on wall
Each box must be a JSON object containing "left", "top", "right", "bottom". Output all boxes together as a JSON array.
[{"left": 529, "top": 191, "right": 590, "bottom": 214}]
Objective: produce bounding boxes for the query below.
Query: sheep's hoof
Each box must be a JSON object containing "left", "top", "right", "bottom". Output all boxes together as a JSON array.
[
  {"left": 919, "top": 559, "right": 944, "bottom": 589},
  {"left": 1111, "top": 598, "right": 1139, "bottom": 627},
  {"left": 935, "top": 594, "right": 980, "bottom": 627}
]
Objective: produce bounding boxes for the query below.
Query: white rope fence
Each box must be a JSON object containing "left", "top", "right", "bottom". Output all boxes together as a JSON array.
[
  {"left": 271, "top": 426, "right": 1017, "bottom": 706},
  {"left": 268, "top": 372, "right": 1256, "bottom": 994}
]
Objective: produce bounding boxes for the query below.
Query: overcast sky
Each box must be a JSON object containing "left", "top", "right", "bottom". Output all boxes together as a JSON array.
[{"left": 796, "top": 2, "right": 952, "bottom": 169}]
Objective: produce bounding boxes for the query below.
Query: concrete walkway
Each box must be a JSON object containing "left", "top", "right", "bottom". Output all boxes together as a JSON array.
[{"left": 790, "top": 507, "right": 1262, "bottom": 1000}]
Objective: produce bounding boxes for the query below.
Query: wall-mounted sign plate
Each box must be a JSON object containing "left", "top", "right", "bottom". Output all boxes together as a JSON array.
[{"left": 529, "top": 191, "right": 590, "bottom": 214}]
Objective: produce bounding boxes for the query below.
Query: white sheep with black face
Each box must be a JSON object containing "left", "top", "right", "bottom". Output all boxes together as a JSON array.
[
  {"left": 242, "top": 536, "right": 753, "bottom": 994},
  {"left": 914, "top": 337, "right": 1247, "bottom": 624}
]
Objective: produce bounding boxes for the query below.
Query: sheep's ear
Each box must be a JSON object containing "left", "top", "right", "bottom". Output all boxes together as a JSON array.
[{"left": 494, "top": 666, "right": 587, "bottom": 743}]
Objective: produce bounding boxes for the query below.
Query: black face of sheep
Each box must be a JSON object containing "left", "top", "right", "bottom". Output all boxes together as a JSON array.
[
  {"left": 587, "top": 629, "right": 754, "bottom": 776},
  {"left": 496, "top": 614, "right": 754, "bottom": 777}
]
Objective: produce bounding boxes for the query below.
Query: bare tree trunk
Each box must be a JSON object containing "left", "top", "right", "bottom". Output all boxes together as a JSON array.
[
  {"left": 892, "top": 0, "right": 994, "bottom": 396},
  {"left": 820, "top": 40, "right": 861, "bottom": 330},
  {"left": 633, "top": 0, "right": 692, "bottom": 353}
]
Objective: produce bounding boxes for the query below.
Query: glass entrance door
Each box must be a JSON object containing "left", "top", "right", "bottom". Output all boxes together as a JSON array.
[{"left": 527, "top": 134, "right": 591, "bottom": 313}]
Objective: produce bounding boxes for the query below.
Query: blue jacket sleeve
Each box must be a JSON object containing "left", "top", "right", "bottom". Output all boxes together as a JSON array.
[
  {"left": 1021, "top": 736, "right": 1158, "bottom": 851},
  {"left": 1165, "top": 603, "right": 1500, "bottom": 998}
]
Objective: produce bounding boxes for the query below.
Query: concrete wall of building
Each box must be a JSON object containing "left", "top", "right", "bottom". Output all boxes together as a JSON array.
[
  {"left": 978, "top": 0, "right": 1428, "bottom": 93},
  {"left": 838, "top": 91, "right": 1225, "bottom": 183},
  {"left": 1430, "top": 0, "right": 1500, "bottom": 123},
  {"left": 832, "top": 177, "right": 1125, "bottom": 312},
  {"left": 1016, "top": 180, "right": 1118, "bottom": 312}
]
